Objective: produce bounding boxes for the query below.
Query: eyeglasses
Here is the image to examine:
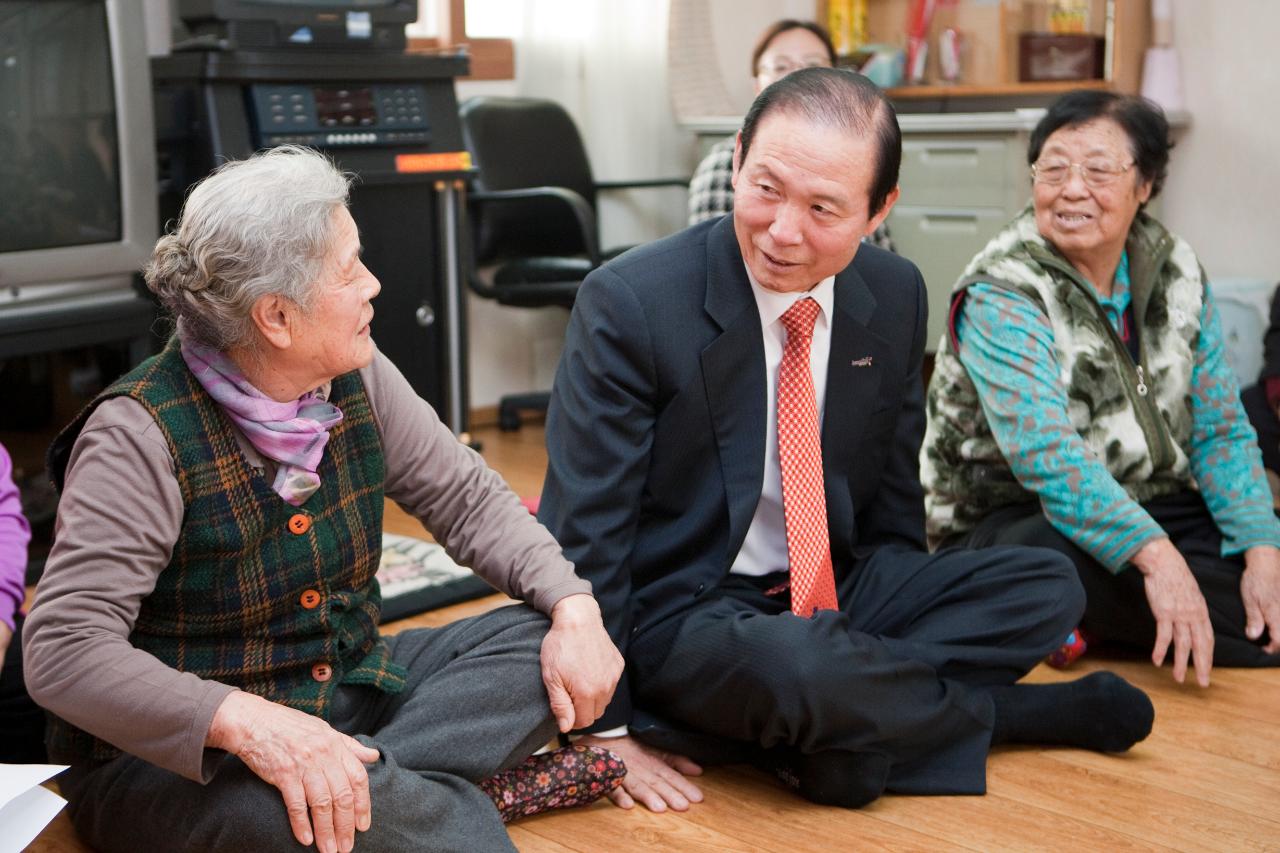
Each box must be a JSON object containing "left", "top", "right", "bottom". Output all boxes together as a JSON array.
[
  {"left": 756, "top": 56, "right": 830, "bottom": 78},
  {"left": 1031, "top": 158, "right": 1135, "bottom": 188}
]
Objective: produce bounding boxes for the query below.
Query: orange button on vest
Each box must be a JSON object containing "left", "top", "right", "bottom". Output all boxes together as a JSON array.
[
  {"left": 300, "top": 589, "right": 322, "bottom": 610},
  {"left": 288, "top": 514, "right": 312, "bottom": 535},
  {"left": 311, "top": 662, "right": 333, "bottom": 683}
]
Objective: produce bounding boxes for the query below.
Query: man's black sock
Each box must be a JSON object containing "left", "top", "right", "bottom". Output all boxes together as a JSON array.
[{"left": 989, "top": 672, "right": 1154, "bottom": 753}]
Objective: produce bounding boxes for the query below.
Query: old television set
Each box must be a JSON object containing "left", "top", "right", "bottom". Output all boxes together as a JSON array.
[
  {"left": 176, "top": 0, "right": 418, "bottom": 51},
  {"left": 0, "top": 0, "right": 158, "bottom": 349}
]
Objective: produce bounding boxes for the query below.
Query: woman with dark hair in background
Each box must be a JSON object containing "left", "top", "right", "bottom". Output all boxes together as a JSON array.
[{"left": 923, "top": 90, "right": 1280, "bottom": 690}]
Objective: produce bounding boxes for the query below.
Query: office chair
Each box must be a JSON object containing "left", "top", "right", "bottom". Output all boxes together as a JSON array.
[{"left": 459, "top": 95, "right": 686, "bottom": 430}]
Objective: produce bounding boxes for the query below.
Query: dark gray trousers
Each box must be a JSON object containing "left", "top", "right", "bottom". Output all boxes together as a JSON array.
[
  {"left": 631, "top": 545, "right": 1082, "bottom": 796},
  {"left": 60, "top": 605, "right": 558, "bottom": 853}
]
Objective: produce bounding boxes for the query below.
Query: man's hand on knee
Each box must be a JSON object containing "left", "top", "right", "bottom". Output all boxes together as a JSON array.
[
  {"left": 577, "top": 734, "right": 703, "bottom": 813},
  {"left": 208, "top": 690, "right": 380, "bottom": 853}
]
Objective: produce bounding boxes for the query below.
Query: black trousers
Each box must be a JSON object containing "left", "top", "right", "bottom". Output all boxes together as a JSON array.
[
  {"left": 959, "top": 492, "right": 1280, "bottom": 667},
  {"left": 1, "top": 613, "right": 48, "bottom": 764},
  {"left": 630, "top": 545, "right": 1082, "bottom": 796}
]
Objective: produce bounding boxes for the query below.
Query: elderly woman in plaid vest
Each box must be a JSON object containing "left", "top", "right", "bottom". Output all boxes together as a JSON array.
[{"left": 24, "top": 146, "right": 624, "bottom": 853}]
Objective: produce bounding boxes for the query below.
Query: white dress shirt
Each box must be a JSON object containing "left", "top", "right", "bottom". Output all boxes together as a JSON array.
[{"left": 729, "top": 268, "right": 835, "bottom": 577}]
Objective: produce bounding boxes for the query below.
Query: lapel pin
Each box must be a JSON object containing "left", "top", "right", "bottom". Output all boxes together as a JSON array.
[{"left": 851, "top": 356, "right": 873, "bottom": 367}]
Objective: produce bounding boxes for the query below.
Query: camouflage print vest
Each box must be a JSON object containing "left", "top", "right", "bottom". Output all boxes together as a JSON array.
[
  {"left": 46, "top": 338, "right": 405, "bottom": 764},
  {"left": 921, "top": 206, "right": 1205, "bottom": 547}
]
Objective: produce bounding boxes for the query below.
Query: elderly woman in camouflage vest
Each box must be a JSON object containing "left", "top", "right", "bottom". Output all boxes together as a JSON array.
[
  {"left": 922, "top": 91, "right": 1280, "bottom": 690},
  {"left": 24, "top": 146, "right": 625, "bottom": 853}
]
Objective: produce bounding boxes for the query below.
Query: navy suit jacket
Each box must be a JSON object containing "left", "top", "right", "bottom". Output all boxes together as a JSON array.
[{"left": 539, "top": 216, "right": 930, "bottom": 729}]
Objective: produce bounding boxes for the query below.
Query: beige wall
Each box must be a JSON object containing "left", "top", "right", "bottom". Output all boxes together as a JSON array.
[{"left": 1161, "top": 0, "right": 1280, "bottom": 281}]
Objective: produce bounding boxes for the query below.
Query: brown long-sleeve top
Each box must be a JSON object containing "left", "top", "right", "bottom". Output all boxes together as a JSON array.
[{"left": 23, "top": 347, "right": 590, "bottom": 783}]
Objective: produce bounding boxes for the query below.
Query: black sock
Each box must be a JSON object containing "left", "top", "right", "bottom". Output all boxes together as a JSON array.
[{"left": 989, "top": 672, "right": 1154, "bottom": 753}]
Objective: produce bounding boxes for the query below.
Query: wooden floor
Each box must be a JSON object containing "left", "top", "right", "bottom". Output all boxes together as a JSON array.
[{"left": 29, "top": 423, "right": 1280, "bottom": 852}]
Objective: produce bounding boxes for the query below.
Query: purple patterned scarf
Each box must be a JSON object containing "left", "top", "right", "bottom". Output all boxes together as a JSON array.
[{"left": 180, "top": 339, "right": 343, "bottom": 506}]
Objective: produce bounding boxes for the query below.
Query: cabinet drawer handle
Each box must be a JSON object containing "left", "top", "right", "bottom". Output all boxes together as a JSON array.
[
  {"left": 919, "top": 213, "right": 981, "bottom": 234},
  {"left": 920, "top": 147, "right": 982, "bottom": 166}
]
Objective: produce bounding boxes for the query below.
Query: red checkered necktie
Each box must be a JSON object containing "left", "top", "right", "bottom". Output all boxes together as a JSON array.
[{"left": 777, "top": 297, "right": 838, "bottom": 617}]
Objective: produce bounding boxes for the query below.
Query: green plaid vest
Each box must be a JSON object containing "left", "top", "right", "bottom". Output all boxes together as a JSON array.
[
  {"left": 47, "top": 338, "right": 405, "bottom": 764},
  {"left": 921, "top": 207, "right": 1203, "bottom": 547}
]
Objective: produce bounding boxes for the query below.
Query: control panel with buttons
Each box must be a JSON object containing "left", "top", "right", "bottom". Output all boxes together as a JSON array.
[{"left": 249, "top": 83, "right": 432, "bottom": 149}]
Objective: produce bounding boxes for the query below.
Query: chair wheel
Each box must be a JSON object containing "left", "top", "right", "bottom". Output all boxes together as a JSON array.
[{"left": 498, "top": 405, "right": 522, "bottom": 431}]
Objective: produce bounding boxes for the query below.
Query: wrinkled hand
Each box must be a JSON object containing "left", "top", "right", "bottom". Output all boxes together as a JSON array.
[
  {"left": 1242, "top": 545, "right": 1280, "bottom": 654},
  {"left": 1132, "top": 537, "right": 1214, "bottom": 686},
  {"left": 578, "top": 734, "right": 703, "bottom": 812},
  {"left": 208, "top": 691, "right": 380, "bottom": 853},
  {"left": 541, "top": 594, "right": 624, "bottom": 732}
]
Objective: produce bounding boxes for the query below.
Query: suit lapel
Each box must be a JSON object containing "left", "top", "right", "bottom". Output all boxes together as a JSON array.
[
  {"left": 823, "top": 264, "right": 887, "bottom": 504},
  {"left": 701, "top": 219, "right": 766, "bottom": 557}
]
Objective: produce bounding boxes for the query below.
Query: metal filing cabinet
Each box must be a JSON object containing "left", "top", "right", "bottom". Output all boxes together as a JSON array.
[{"left": 887, "top": 131, "right": 1032, "bottom": 352}]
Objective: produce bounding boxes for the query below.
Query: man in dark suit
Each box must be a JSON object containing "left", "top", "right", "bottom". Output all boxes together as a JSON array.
[{"left": 539, "top": 68, "right": 1154, "bottom": 811}]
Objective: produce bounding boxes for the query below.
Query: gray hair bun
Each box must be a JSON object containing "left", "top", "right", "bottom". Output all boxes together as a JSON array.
[{"left": 142, "top": 146, "right": 352, "bottom": 351}]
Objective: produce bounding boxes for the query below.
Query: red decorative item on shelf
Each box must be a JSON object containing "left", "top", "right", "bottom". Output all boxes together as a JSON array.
[
  {"left": 904, "top": 0, "right": 933, "bottom": 83},
  {"left": 904, "top": 0, "right": 959, "bottom": 84}
]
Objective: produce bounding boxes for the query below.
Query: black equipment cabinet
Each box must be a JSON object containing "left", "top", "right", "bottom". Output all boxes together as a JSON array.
[{"left": 152, "top": 50, "right": 472, "bottom": 432}]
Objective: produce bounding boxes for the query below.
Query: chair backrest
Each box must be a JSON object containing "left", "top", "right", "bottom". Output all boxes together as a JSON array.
[{"left": 460, "top": 96, "right": 598, "bottom": 260}]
